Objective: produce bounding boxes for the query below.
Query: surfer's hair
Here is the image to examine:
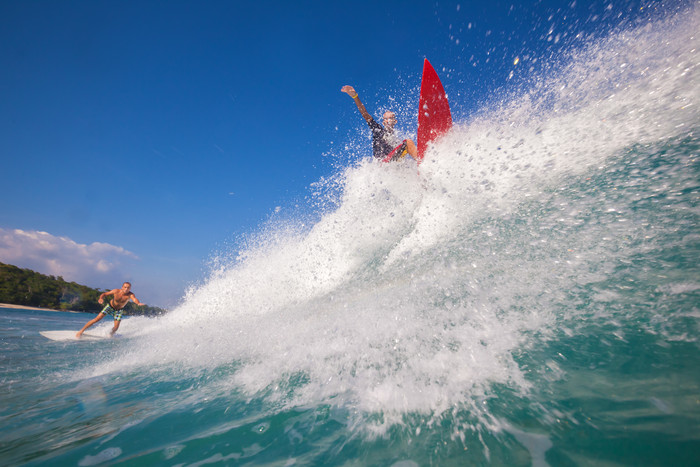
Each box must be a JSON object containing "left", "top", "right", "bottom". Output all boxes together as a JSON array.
[{"left": 123, "top": 281, "right": 132, "bottom": 287}]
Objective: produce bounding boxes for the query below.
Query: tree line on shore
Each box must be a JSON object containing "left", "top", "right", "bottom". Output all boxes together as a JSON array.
[{"left": 0, "top": 262, "right": 167, "bottom": 316}]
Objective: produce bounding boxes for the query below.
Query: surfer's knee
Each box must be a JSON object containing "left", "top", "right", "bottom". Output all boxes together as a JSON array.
[{"left": 406, "top": 139, "right": 418, "bottom": 158}]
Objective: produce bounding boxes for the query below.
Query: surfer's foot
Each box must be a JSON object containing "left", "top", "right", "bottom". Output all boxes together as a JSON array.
[{"left": 75, "top": 332, "right": 82, "bottom": 339}]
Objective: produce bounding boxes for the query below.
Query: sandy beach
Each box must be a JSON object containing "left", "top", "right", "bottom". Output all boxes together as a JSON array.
[{"left": 0, "top": 303, "right": 84, "bottom": 313}]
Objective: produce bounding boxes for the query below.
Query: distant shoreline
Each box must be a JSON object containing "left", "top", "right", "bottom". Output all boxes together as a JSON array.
[{"left": 0, "top": 303, "right": 85, "bottom": 314}]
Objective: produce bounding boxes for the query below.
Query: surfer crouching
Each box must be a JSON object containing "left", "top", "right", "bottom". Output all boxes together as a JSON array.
[
  {"left": 76, "top": 282, "right": 145, "bottom": 338},
  {"left": 341, "top": 85, "right": 418, "bottom": 161}
]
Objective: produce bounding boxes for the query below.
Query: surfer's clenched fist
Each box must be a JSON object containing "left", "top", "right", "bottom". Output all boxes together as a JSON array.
[{"left": 341, "top": 85, "right": 358, "bottom": 98}]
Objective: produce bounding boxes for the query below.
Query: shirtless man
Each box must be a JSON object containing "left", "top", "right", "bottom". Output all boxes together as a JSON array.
[
  {"left": 76, "top": 282, "right": 145, "bottom": 338},
  {"left": 341, "top": 85, "right": 418, "bottom": 161}
]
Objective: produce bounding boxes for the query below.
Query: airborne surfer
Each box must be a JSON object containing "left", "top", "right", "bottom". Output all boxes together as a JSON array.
[
  {"left": 341, "top": 85, "right": 419, "bottom": 161},
  {"left": 76, "top": 281, "right": 145, "bottom": 338}
]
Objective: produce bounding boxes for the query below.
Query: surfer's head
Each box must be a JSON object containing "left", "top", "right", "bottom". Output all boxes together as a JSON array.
[
  {"left": 122, "top": 282, "right": 131, "bottom": 291},
  {"left": 382, "top": 111, "right": 397, "bottom": 130}
]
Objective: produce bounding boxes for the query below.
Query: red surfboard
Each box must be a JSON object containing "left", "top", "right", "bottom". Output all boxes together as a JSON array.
[{"left": 416, "top": 59, "right": 452, "bottom": 161}]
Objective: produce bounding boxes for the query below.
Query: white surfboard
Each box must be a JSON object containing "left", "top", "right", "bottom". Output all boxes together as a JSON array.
[{"left": 40, "top": 330, "right": 109, "bottom": 341}]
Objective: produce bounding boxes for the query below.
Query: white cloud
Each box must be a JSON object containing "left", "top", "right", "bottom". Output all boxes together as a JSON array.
[{"left": 0, "top": 228, "right": 139, "bottom": 288}]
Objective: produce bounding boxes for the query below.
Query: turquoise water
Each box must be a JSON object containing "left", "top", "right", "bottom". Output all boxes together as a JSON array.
[{"left": 2, "top": 8, "right": 700, "bottom": 467}]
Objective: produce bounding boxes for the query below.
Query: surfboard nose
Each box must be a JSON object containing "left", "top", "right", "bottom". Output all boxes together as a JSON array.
[{"left": 417, "top": 59, "right": 453, "bottom": 160}]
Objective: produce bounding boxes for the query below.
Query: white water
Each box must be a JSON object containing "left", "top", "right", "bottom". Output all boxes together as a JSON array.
[{"left": 87, "top": 7, "right": 698, "bottom": 433}]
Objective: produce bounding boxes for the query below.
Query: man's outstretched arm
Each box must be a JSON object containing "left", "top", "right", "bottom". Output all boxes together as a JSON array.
[
  {"left": 129, "top": 293, "right": 145, "bottom": 306},
  {"left": 341, "top": 85, "right": 372, "bottom": 124}
]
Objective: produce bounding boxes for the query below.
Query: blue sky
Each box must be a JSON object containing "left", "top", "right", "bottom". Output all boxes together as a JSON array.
[{"left": 0, "top": 0, "right": 665, "bottom": 307}]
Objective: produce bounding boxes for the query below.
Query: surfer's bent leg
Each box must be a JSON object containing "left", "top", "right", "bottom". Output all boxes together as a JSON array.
[
  {"left": 405, "top": 139, "right": 418, "bottom": 160},
  {"left": 110, "top": 319, "right": 121, "bottom": 336},
  {"left": 109, "top": 308, "right": 123, "bottom": 336}
]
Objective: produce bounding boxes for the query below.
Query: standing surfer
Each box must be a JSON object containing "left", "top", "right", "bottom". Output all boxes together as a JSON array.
[
  {"left": 76, "top": 281, "right": 145, "bottom": 338},
  {"left": 341, "top": 85, "right": 418, "bottom": 161}
]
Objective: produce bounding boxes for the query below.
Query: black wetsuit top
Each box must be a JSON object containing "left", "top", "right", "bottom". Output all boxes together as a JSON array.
[{"left": 368, "top": 117, "right": 396, "bottom": 159}]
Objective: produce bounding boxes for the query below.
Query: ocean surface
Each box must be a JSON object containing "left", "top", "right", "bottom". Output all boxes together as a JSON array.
[{"left": 2, "top": 7, "right": 700, "bottom": 467}]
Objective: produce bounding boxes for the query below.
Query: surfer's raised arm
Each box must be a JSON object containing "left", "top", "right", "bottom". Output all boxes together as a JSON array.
[{"left": 341, "top": 85, "right": 372, "bottom": 124}]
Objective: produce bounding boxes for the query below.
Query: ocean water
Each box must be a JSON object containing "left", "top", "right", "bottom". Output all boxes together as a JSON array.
[{"left": 2, "top": 8, "right": 700, "bottom": 467}]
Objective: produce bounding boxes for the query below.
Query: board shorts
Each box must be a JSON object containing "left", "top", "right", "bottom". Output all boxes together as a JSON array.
[
  {"left": 100, "top": 303, "right": 124, "bottom": 321},
  {"left": 384, "top": 140, "right": 408, "bottom": 162}
]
